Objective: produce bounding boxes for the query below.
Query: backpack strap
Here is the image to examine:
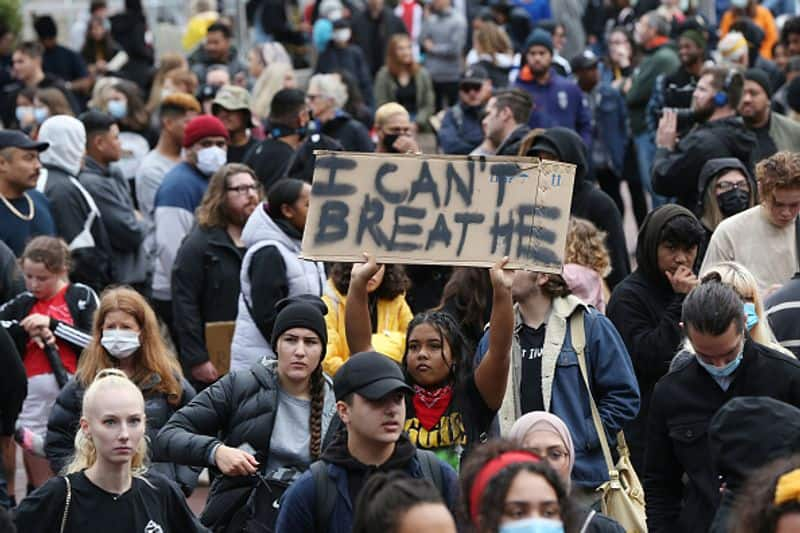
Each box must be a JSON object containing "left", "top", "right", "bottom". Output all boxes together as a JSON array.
[
  {"left": 415, "top": 449, "right": 443, "bottom": 495},
  {"left": 311, "top": 460, "right": 336, "bottom": 533}
]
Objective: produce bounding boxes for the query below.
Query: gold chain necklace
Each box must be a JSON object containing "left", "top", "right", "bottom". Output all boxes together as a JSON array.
[{"left": 0, "top": 192, "right": 34, "bottom": 221}]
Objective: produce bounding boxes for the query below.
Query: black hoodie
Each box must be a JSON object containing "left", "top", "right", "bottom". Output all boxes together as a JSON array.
[
  {"left": 321, "top": 430, "right": 417, "bottom": 507},
  {"left": 652, "top": 115, "right": 757, "bottom": 210},
  {"left": 606, "top": 204, "right": 697, "bottom": 471},
  {"left": 526, "top": 127, "right": 631, "bottom": 288}
]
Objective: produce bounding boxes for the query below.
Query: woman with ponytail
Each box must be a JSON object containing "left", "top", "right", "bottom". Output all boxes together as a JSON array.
[
  {"left": 16, "top": 369, "right": 205, "bottom": 532},
  {"left": 156, "top": 296, "right": 339, "bottom": 531},
  {"left": 44, "top": 287, "right": 198, "bottom": 495}
]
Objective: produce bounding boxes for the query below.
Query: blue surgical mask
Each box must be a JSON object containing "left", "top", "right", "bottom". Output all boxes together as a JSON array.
[
  {"left": 34, "top": 107, "right": 49, "bottom": 124},
  {"left": 696, "top": 350, "right": 743, "bottom": 378},
  {"left": 15, "top": 106, "right": 33, "bottom": 125},
  {"left": 107, "top": 99, "right": 127, "bottom": 119},
  {"left": 743, "top": 302, "right": 759, "bottom": 330},
  {"left": 499, "top": 517, "right": 564, "bottom": 533}
]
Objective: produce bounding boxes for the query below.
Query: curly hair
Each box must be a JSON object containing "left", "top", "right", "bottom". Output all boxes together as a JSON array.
[
  {"left": 732, "top": 454, "right": 800, "bottom": 533},
  {"left": 474, "top": 22, "right": 513, "bottom": 58},
  {"left": 404, "top": 311, "right": 472, "bottom": 390},
  {"left": 435, "top": 267, "right": 492, "bottom": 343},
  {"left": 459, "top": 439, "right": 572, "bottom": 532},
  {"left": 757, "top": 151, "right": 800, "bottom": 200},
  {"left": 565, "top": 217, "right": 611, "bottom": 278},
  {"left": 330, "top": 262, "right": 411, "bottom": 300}
]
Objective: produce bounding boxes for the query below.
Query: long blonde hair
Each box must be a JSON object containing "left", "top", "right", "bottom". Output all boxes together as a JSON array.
[
  {"left": 252, "top": 62, "right": 295, "bottom": 120},
  {"left": 77, "top": 287, "right": 183, "bottom": 404},
  {"left": 690, "top": 262, "right": 793, "bottom": 356},
  {"left": 65, "top": 369, "right": 149, "bottom": 476}
]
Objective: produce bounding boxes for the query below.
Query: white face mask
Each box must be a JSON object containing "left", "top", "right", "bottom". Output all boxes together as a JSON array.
[
  {"left": 333, "top": 29, "right": 351, "bottom": 43},
  {"left": 196, "top": 145, "right": 227, "bottom": 176},
  {"left": 101, "top": 329, "right": 141, "bottom": 359}
]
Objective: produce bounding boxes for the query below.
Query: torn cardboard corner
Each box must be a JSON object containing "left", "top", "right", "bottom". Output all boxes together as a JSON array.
[{"left": 301, "top": 152, "right": 576, "bottom": 273}]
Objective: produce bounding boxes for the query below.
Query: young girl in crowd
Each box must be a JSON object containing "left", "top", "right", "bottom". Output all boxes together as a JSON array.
[
  {"left": 44, "top": 287, "right": 198, "bottom": 495},
  {"left": 346, "top": 254, "right": 513, "bottom": 469},
  {"left": 460, "top": 439, "right": 572, "bottom": 533},
  {"left": 0, "top": 237, "right": 97, "bottom": 490},
  {"left": 322, "top": 262, "right": 413, "bottom": 376},
  {"left": 16, "top": 369, "right": 206, "bottom": 532},
  {"left": 352, "top": 472, "right": 457, "bottom": 533},
  {"left": 157, "top": 297, "right": 339, "bottom": 531}
]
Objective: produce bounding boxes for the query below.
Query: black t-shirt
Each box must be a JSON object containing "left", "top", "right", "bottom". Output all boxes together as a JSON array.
[
  {"left": 519, "top": 323, "right": 546, "bottom": 414},
  {"left": 227, "top": 136, "right": 259, "bottom": 164},
  {"left": 14, "top": 471, "right": 206, "bottom": 533},
  {"left": 395, "top": 76, "right": 418, "bottom": 115},
  {"left": 405, "top": 375, "right": 495, "bottom": 469}
]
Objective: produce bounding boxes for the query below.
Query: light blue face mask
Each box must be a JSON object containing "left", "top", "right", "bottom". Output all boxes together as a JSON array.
[
  {"left": 107, "top": 99, "right": 127, "bottom": 119},
  {"left": 696, "top": 349, "right": 743, "bottom": 378},
  {"left": 743, "top": 302, "right": 759, "bottom": 330},
  {"left": 33, "top": 107, "right": 49, "bottom": 124},
  {"left": 499, "top": 517, "right": 564, "bottom": 533}
]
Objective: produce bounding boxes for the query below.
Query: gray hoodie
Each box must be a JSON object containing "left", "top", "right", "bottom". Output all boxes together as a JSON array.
[{"left": 418, "top": 6, "right": 467, "bottom": 83}]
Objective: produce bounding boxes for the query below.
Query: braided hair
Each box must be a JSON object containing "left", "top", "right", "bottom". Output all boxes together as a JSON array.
[
  {"left": 308, "top": 363, "right": 325, "bottom": 459},
  {"left": 404, "top": 311, "right": 472, "bottom": 389}
]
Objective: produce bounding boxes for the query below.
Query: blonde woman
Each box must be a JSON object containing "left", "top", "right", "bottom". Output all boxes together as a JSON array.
[
  {"left": 250, "top": 42, "right": 295, "bottom": 119},
  {"left": 466, "top": 22, "right": 515, "bottom": 88},
  {"left": 16, "top": 369, "right": 205, "bottom": 532},
  {"left": 45, "top": 287, "right": 198, "bottom": 495}
]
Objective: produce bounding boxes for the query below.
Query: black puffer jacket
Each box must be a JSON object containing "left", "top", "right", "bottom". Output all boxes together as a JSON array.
[
  {"left": 524, "top": 127, "right": 631, "bottom": 288},
  {"left": 652, "top": 116, "right": 756, "bottom": 210},
  {"left": 155, "top": 359, "right": 338, "bottom": 517},
  {"left": 171, "top": 225, "right": 243, "bottom": 371},
  {"left": 45, "top": 372, "right": 199, "bottom": 494}
]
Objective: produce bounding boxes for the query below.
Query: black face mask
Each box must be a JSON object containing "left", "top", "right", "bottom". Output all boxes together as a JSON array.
[
  {"left": 717, "top": 188, "right": 750, "bottom": 217},
  {"left": 382, "top": 133, "right": 402, "bottom": 153}
]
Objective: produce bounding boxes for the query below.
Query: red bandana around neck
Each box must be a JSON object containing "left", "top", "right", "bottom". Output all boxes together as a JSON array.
[{"left": 413, "top": 384, "right": 454, "bottom": 430}]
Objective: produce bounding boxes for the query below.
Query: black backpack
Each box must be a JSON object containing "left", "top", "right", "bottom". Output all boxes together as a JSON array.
[{"left": 309, "top": 449, "right": 445, "bottom": 533}]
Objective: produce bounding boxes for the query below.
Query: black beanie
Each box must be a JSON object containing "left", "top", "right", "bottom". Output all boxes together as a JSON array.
[
  {"left": 270, "top": 296, "right": 329, "bottom": 359},
  {"left": 744, "top": 68, "right": 772, "bottom": 99}
]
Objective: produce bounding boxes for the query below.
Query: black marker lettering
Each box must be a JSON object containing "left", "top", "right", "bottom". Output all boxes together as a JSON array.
[
  {"left": 375, "top": 162, "right": 407, "bottom": 204},
  {"left": 356, "top": 194, "right": 389, "bottom": 247},
  {"left": 408, "top": 161, "right": 441, "bottom": 207},
  {"left": 444, "top": 161, "right": 474, "bottom": 207},
  {"left": 389, "top": 206, "right": 425, "bottom": 251},
  {"left": 312, "top": 156, "right": 357, "bottom": 196},
  {"left": 425, "top": 213, "right": 452, "bottom": 250},
  {"left": 314, "top": 200, "right": 349, "bottom": 244},
  {"left": 453, "top": 213, "right": 484, "bottom": 256}
]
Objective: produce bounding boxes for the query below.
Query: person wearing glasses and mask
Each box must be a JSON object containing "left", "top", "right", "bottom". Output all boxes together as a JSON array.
[
  {"left": 171, "top": 164, "right": 261, "bottom": 388},
  {"left": 374, "top": 103, "right": 420, "bottom": 154},
  {"left": 438, "top": 65, "right": 492, "bottom": 155}
]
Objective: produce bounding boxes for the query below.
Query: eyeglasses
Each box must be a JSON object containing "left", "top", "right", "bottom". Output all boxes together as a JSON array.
[
  {"left": 529, "top": 447, "right": 570, "bottom": 464},
  {"left": 716, "top": 181, "right": 750, "bottom": 193},
  {"left": 226, "top": 184, "right": 260, "bottom": 195}
]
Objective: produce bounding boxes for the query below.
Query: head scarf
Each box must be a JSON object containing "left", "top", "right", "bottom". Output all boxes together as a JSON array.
[{"left": 508, "top": 411, "right": 575, "bottom": 479}]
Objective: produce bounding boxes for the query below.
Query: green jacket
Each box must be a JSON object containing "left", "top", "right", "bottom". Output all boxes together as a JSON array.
[
  {"left": 373, "top": 66, "right": 436, "bottom": 131},
  {"left": 626, "top": 42, "right": 680, "bottom": 135}
]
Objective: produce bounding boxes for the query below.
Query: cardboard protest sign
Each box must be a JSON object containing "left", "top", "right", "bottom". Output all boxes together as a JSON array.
[{"left": 301, "top": 152, "right": 576, "bottom": 273}]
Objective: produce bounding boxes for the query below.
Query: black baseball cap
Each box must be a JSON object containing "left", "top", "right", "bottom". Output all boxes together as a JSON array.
[
  {"left": 333, "top": 351, "right": 413, "bottom": 401},
  {"left": 0, "top": 130, "right": 49, "bottom": 152},
  {"left": 461, "top": 65, "right": 490, "bottom": 85},
  {"left": 570, "top": 50, "right": 599, "bottom": 72}
]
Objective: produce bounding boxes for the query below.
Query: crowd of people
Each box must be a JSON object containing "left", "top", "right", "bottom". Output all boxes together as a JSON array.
[{"left": 1, "top": 0, "right": 800, "bottom": 532}]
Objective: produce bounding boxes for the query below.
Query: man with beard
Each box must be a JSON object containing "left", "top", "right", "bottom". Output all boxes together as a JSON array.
[
  {"left": 514, "top": 28, "right": 591, "bottom": 146},
  {"left": 738, "top": 68, "right": 800, "bottom": 163},
  {"left": 652, "top": 67, "right": 756, "bottom": 210},
  {"left": 171, "top": 164, "right": 260, "bottom": 387}
]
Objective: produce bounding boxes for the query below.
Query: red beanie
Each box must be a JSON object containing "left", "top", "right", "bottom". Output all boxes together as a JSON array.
[{"left": 182, "top": 115, "right": 230, "bottom": 148}]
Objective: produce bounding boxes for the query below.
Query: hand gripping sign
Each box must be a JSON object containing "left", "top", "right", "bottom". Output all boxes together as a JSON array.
[{"left": 300, "top": 152, "right": 576, "bottom": 273}]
